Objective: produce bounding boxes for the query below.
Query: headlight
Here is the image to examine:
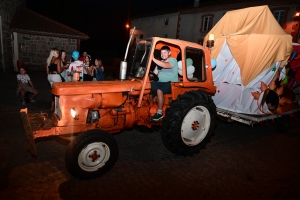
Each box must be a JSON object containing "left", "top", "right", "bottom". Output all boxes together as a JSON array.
[{"left": 71, "top": 108, "right": 79, "bottom": 120}]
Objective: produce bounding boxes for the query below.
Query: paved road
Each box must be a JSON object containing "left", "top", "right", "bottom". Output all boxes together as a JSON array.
[{"left": 0, "top": 71, "right": 300, "bottom": 200}]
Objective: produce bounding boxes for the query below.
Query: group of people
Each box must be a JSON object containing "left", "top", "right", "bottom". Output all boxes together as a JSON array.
[
  {"left": 17, "top": 49, "right": 105, "bottom": 107},
  {"left": 47, "top": 49, "right": 105, "bottom": 85},
  {"left": 46, "top": 49, "right": 105, "bottom": 109}
]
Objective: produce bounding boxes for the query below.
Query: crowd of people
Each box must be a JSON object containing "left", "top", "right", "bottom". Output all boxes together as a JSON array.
[
  {"left": 17, "top": 48, "right": 106, "bottom": 107},
  {"left": 46, "top": 49, "right": 105, "bottom": 83}
]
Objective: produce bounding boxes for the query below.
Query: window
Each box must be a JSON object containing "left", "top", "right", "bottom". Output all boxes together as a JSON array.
[
  {"left": 164, "top": 17, "right": 169, "bottom": 26},
  {"left": 200, "top": 14, "right": 214, "bottom": 32},
  {"left": 184, "top": 47, "right": 206, "bottom": 82},
  {"left": 149, "top": 18, "right": 153, "bottom": 27},
  {"left": 163, "top": 34, "right": 168, "bottom": 38},
  {"left": 271, "top": 7, "right": 290, "bottom": 29},
  {"left": 273, "top": 10, "right": 285, "bottom": 26},
  {"left": 202, "top": 16, "right": 211, "bottom": 32}
]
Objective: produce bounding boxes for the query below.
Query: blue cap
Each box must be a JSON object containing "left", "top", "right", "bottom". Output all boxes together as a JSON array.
[{"left": 72, "top": 51, "right": 80, "bottom": 59}]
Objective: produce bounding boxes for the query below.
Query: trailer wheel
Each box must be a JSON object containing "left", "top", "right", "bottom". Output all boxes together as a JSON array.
[
  {"left": 161, "top": 90, "right": 216, "bottom": 156},
  {"left": 275, "top": 115, "right": 291, "bottom": 133},
  {"left": 65, "top": 130, "right": 118, "bottom": 180}
]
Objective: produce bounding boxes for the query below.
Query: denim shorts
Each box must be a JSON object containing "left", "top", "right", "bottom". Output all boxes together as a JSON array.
[{"left": 151, "top": 81, "right": 171, "bottom": 94}]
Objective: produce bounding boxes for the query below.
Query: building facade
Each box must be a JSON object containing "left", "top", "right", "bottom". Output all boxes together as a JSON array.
[
  {"left": 1, "top": 1, "right": 88, "bottom": 73},
  {"left": 131, "top": 12, "right": 179, "bottom": 40},
  {"left": 130, "top": 0, "right": 300, "bottom": 45}
]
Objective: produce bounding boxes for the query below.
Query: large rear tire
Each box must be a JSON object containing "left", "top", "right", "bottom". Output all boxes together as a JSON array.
[
  {"left": 65, "top": 129, "right": 118, "bottom": 180},
  {"left": 161, "top": 90, "right": 216, "bottom": 156}
]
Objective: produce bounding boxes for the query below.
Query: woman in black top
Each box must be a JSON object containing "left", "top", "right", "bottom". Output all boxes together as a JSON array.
[{"left": 46, "top": 48, "right": 62, "bottom": 110}]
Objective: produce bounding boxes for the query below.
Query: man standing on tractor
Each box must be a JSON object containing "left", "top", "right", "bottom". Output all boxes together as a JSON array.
[{"left": 151, "top": 45, "right": 178, "bottom": 121}]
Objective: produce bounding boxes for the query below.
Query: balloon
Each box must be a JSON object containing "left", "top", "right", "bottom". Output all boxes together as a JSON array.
[
  {"left": 282, "top": 76, "right": 289, "bottom": 85},
  {"left": 291, "top": 50, "right": 298, "bottom": 60},
  {"left": 178, "top": 60, "right": 182, "bottom": 69},
  {"left": 211, "top": 58, "right": 217, "bottom": 69},
  {"left": 186, "top": 58, "right": 193, "bottom": 66}
]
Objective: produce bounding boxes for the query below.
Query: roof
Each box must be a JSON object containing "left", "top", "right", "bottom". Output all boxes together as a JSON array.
[{"left": 10, "top": 6, "right": 89, "bottom": 40}]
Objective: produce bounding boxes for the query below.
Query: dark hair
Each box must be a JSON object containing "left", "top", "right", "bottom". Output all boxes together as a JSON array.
[
  {"left": 161, "top": 45, "right": 170, "bottom": 52},
  {"left": 266, "top": 90, "right": 279, "bottom": 108}
]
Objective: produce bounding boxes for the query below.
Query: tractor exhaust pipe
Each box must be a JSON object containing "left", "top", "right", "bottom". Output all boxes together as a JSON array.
[{"left": 119, "top": 27, "right": 136, "bottom": 80}]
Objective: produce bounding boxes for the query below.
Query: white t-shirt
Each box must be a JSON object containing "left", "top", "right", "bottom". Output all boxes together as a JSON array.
[
  {"left": 67, "top": 60, "right": 84, "bottom": 77},
  {"left": 17, "top": 74, "right": 30, "bottom": 84}
]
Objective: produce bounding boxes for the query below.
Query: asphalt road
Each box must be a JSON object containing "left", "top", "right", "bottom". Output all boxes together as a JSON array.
[{"left": 0, "top": 71, "right": 299, "bottom": 200}]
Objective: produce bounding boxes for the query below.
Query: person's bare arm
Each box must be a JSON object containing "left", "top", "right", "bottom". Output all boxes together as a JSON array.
[
  {"left": 152, "top": 57, "right": 173, "bottom": 68},
  {"left": 46, "top": 64, "right": 49, "bottom": 74},
  {"left": 90, "top": 66, "right": 95, "bottom": 76},
  {"left": 56, "top": 58, "right": 62, "bottom": 73}
]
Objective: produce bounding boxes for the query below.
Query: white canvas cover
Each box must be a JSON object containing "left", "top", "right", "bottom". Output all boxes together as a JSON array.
[{"left": 203, "top": 5, "right": 293, "bottom": 115}]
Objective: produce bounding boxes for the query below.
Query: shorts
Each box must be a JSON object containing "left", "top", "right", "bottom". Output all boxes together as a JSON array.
[
  {"left": 16, "top": 83, "right": 34, "bottom": 96},
  {"left": 151, "top": 81, "right": 171, "bottom": 94},
  {"left": 48, "top": 74, "right": 62, "bottom": 87}
]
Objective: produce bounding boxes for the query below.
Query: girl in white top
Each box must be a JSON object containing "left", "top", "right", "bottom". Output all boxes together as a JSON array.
[{"left": 17, "top": 68, "right": 38, "bottom": 105}]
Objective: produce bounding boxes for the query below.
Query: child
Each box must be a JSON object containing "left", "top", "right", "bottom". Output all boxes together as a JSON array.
[{"left": 17, "top": 68, "right": 38, "bottom": 105}]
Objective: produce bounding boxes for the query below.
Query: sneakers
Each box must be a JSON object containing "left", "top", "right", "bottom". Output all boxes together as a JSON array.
[
  {"left": 30, "top": 99, "right": 36, "bottom": 103},
  {"left": 151, "top": 113, "right": 163, "bottom": 121},
  {"left": 21, "top": 102, "right": 26, "bottom": 105}
]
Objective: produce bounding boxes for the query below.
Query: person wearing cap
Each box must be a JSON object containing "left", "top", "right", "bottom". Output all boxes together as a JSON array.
[
  {"left": 67, "top": 51, "right": 84, "bottom": 81},
  {"left": 151, "top": 45, "right": 178, "bottom": 121}
]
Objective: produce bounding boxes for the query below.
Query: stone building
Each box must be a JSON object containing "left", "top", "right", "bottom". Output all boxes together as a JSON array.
[{"left": 0, "top": 1, "right": 88, "bottom": 73}]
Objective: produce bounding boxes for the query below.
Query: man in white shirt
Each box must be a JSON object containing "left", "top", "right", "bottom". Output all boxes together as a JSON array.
[{"left": 67, "top": 51, "right": 84, "bottom": 81}]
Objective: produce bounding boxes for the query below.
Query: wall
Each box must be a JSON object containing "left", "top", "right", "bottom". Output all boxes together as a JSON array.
[
  {"left": 0, "top": 0, "right": 25, "bottom": 73},
  {"left": 131, "top": 12, "right": 178, "bottom": 39},
  {"left": 18, "top": 34, "right": 77, "bottom": 71}
]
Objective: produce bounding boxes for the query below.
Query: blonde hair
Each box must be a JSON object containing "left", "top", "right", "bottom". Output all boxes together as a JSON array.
[
  {"left": 46, "top": 48, "right": 59, "bottom": 66},
  {"left": 95, "top": 58, "right": 103, "bottom": 67}
]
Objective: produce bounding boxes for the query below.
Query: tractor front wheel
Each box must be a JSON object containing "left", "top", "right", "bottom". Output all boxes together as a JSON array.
[{"left": 65, "top": 130, "right": 118, "bottom": 180}]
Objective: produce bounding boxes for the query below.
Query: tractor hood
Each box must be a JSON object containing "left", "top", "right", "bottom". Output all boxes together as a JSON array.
[{"left": 52, "top": 80, "right": 151, "bottom": 96}]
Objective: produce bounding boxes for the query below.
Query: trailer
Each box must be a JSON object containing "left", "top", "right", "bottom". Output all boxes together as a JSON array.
[{"left": 216, "top": 105, "right": 300, "bottom": 133}]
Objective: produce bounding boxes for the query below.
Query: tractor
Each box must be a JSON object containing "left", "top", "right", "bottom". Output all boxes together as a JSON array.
[{"left": 21, "top": 36, "right": 217, "bottom": 179}]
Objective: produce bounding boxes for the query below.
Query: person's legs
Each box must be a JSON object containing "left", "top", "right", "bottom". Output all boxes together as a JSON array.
[
  {"left": 48, "top": 74, "right": 61, "bottom": 109},
  {"left": 151, "top": 82, "right": 171, "bottom": 121},
  {"left": 29, "top": 88, "right": 38, "bottom": 102},
  {"left": 20, "top": 88, "right": 25, "bottom": 103},
  {"left": 157, "top": 89, "right": 164, "bottom": 110}
]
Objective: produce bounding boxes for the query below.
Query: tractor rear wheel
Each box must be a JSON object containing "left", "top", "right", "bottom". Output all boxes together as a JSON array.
[
  {"left": 161, "top": 90, "right": 216, "bottom": 156},
  {"left": 65, "top": 129, "right": 118, "bottom": 180}
]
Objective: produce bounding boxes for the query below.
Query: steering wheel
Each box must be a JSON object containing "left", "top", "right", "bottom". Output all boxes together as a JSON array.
[{"left": 149, "top": 71, "right": 159, "bottom": 81}]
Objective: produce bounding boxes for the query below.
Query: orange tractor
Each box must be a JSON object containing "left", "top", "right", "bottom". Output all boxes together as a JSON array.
[{"left": 21, "top": 36, "right": 217, "bottom": 179}]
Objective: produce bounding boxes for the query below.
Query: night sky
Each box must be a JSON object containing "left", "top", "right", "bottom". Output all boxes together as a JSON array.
[{"left": 26, "top": 0, "right": 194, "bottom": 58}]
